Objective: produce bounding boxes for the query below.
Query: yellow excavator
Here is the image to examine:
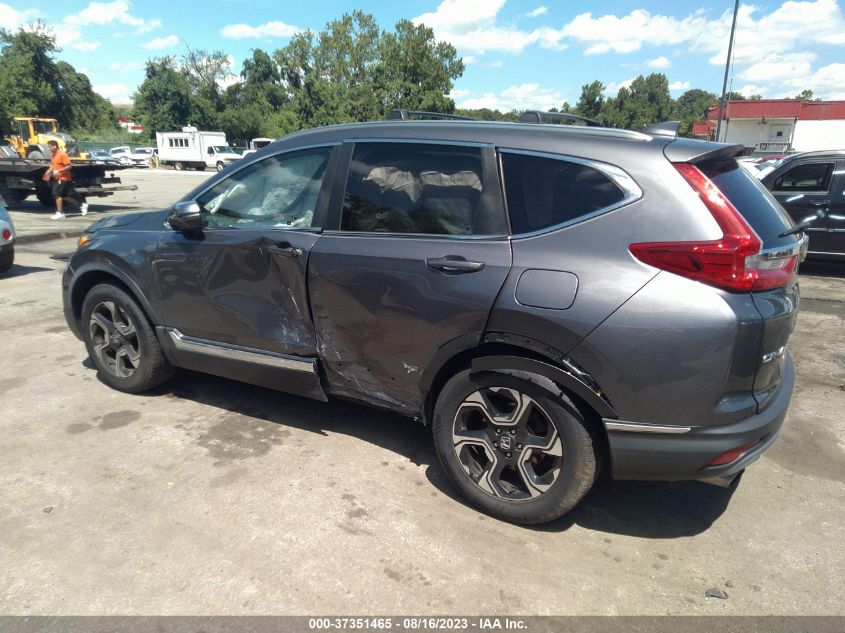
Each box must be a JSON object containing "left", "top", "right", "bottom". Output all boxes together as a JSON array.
[{"left": 4, "top": 116, "right": 89, "bottom": 160}]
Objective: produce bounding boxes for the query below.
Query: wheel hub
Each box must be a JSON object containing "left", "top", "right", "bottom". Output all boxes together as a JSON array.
[{"left": 452, "top": 387, "right": 564, "bottom": 502}]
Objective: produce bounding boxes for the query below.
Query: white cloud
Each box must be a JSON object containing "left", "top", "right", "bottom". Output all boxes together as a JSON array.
[
  {"left": 413, "top": 0, "right": 566, "bottom": 55},
  {"left": 561, "top": 9, "right": 707, "bottom": 55},
  {"left": 141, "top": 34, "right": 178, "bottom": 50},
  {"left": 668, "top": 80, "right": 690, "bottom": 91},
  {"left": 462, "top": 55, "right": 477, "bottom": 64},
  {"left": 604, "top": 78, "right": 635, "bottom": 94},
  {"left": 94, "top": 82, "right": 131, "bottom": 103},
  {"left": 220, "top": 20, "right": 299, "bottom": 39},
  {"left": 736, "top": 84, "right": 768, "bottom": 98},
  {"left": 482, "top": 60, "right": 503, "bottom": 68},
  {"left": 647, "top": 56, "right": 671, "bottom": 69},
  {"left": 449, "top": 88, "right": 471, "bottom": 99},
  {"left": 457, "top": 83, "right": 567, "bottom": 111},
  {"left": 72, "top": 41, "right": 101, "bottom": 51},
  {"left": 64, "top": 0, "right": 160, "bottom": 35},
  {"left": 526, "top": 6, "right": 548, "bottom": 18},
  {"left": 0, "top": 3, "right": 38, "bottom": 30}
]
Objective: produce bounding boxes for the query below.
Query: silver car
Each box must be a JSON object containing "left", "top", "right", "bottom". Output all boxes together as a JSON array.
[{"left": 0, "top": 199, "right": 15, "bottom": 273}]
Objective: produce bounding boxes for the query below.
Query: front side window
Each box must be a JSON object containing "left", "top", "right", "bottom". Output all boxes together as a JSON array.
[
  {"left": 773, "top": 163, "right": 834, "bottom": 192},
  {"left": 502, "top": 151, "right": 626, "bottom": 235},
  {"left": 342, "top": 142, "right": 500, "bottom": 235},
  {"left": 196, "top": 148, "right": 331, "bottom": 230}
]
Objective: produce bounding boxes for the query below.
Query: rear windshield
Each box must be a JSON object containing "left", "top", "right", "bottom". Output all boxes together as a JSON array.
[{"left": 700, "top": 159, "right": 796, "bottom": 249}]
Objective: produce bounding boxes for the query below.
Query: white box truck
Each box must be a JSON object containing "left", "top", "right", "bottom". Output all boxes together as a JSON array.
[{"left": 156, "top": 127, "right": 241, "bottom": 172}]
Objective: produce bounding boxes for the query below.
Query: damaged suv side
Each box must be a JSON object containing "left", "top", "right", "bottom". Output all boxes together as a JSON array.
[{"left": 63, "top": 115, "right": 803, "bottom": 524}]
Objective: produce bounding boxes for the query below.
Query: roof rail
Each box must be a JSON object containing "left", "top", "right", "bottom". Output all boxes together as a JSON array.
[
  {"left": 385, "top": 109, "right": 474, "bottom": 121},
  {"left": 639, "top": 121, "right": 681, "bottom": 138},
  {"left": 518, "top": 111, "right": 602, "bottom": 127}
]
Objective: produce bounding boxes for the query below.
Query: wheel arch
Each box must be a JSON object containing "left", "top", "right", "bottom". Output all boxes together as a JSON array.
[
  {"left": 420, "top": 334, "right": 617, "bottom": 428},
  {"left": 69, "top": 263, "right": 161, "bottom": 330}
]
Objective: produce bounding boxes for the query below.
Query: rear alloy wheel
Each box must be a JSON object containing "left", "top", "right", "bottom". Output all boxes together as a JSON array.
[
  {"left": 81, "top": 284, "right": 174, "bottom": 393},
  {"left": 433, "top": 369, "right": 598, "bottom": 524},
  {"left": 216, "top": 161, "right": 225, "bottom": 172},
  {"left": 174, "top": 161, "right": 184, "bottom": 171}
]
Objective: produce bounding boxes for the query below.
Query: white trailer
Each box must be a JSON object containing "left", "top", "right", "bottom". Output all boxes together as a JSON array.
[{"left": 156, "top": 128, "right": 241, "bottom": 172}]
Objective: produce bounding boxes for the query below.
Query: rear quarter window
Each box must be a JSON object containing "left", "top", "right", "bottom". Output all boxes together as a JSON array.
[
  {"left": 701, "top": 158, "right": 795, "bottom": 249},
  {"left": 501, "top": 151, "right": 626, "bottom": 235}
]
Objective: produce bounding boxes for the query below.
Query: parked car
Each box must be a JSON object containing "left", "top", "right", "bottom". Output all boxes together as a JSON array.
[
  {"left": 760, "top": 150, "right": 845, "bottom": 258},
  {"left": 61, "top": 112, "right": 804, "bottom": 524},
  {"left": 0, "top": 199, "right": 15, "bottom": 273},
  {"left": 88, "top": 149, "right": 120, "bottom": 165},
  {"left": 109, "top": 146, "right": 131, "bottom": 163},
  {"left": 125, "top": 146, "right": 157, "bottom": 167}
]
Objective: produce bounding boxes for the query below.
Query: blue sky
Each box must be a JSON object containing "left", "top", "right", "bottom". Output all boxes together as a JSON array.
[{"left": 2, "top": 0, "right": 844, "bottom": 107}]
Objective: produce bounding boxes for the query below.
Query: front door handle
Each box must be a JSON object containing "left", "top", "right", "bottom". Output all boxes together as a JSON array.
[
  {"left": 426, "top": 257, "right": 485, "bottom": 273},
  {"left": 267, "top": 243, "right": 303, "bottom": 258},
  {"left": 809, "top": 200, "right": 830, "bottom": 208}
]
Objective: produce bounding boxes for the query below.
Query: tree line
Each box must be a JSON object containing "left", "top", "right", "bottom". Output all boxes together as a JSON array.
[{"left": 0, "top": 13, "right": 825, "bottom": 145}]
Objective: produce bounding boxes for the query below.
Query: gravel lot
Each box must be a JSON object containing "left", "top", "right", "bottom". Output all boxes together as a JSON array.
[{"left": 1, "top": 169, "right": 843, "bottom": 616}]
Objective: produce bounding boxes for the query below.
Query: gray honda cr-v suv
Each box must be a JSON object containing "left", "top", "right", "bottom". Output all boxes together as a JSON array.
[{"left": 62, "top": 112, "right": 804, "bottom": 524}]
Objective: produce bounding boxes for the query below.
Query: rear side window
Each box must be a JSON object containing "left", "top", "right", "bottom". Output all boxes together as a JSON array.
[
  {"left": 701, "top": 159, "right": 794, "bottom": 249},
  {"left": 772, "top": 162, "right": 834, "bottom": 192},
  {"left": 342, "top": 142, "right": 506, "bottom": 235},
  {"left": 501, "top": 151, "right": 625, "bottom": 234}
]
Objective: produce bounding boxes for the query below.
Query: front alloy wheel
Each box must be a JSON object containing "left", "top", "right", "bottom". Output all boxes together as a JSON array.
[
  {"left": 81, "top": 284, "right": 174, "bottom": 393},
  {"left": 88, "top": 300, "right": 141, "bottom": 378}
]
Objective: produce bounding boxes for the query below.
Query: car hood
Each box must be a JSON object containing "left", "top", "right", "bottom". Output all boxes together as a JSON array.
[{"left": 87, "top": 209, "right": 171, "bottom": 233}]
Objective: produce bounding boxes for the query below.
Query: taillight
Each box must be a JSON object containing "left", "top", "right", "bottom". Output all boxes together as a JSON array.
[
  {"left": 1, "top": 230, "right": 10, "bottom": 241},
  {"left": 630, "top": 162, "right": 796, "bottom": 292}
]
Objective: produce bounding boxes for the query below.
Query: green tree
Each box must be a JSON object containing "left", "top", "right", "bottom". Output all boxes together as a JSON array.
[
  {"left": 574, "top": 80, "right": 605, "bottom": 121},
  {"left": 601, "top": 74, "right": 673, "bottom": 129},
  {"left": 374, "top": 19, "right": 463, "bottom": 114},
  {"left": 672, "top": 88, "right": 718, "bottom": 137},
  {"left": 133, "top": 57, "right": 200, "bottom": 137},
  {"left": 0, "top": 23, "right": 62, "bottom": 130},
  {"left": 794, "top": 89, "right": 821, "bottom": 102}
]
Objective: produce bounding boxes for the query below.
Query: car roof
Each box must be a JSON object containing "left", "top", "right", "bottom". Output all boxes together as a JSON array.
[{"left": 778, "top": 150, "right": 845, "bottom": 166}]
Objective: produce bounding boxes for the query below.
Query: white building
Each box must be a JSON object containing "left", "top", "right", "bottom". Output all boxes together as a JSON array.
[{"left": 693, "top": 99, "right": 845, "bottom": 153}]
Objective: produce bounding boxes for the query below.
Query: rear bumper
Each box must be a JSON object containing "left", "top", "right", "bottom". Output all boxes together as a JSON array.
[{"left": 604, "top": 353, "right": 794, "bottom": 483}]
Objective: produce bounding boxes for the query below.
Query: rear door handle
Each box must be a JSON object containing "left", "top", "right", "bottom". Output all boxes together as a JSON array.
[
  {"left": 809, "top": 200, "right": 830, "bottom": 207},
  {"left": 426, "top": 257, "right": 485, "bottom": 273},
  {"left": 267, "top": 243, "right": 303, "bottom": 258}
]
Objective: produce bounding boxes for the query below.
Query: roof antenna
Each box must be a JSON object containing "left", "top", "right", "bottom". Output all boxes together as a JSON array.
[{"left": 715, "top": 0, "right": 740, "bottom": 142}]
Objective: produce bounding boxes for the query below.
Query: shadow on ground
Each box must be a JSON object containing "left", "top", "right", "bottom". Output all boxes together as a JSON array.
[
  {"left": 2, "top": 263, "right": 53, "bottom": 278},
  {"left": 87, "top": 366, "right": 738, "bottom": 539}
]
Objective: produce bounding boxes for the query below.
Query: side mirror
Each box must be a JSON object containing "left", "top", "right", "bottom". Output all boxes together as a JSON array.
[{"left": 168, "top": 201, "right": 203, "bottom": 232}]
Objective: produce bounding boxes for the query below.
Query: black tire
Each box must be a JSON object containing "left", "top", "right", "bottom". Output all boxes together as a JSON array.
[
  {"left": 0, "top": 244, "right": 13, "bottom": 273},
  {"left": 432, "top": 368, "right": 598, "bottom": 524},
  {"left": 81, "top": 284, "right": 175, "bottom": 393},
  {"left": 36, "top": 184, "right": 53, "bottom": 208},
  {"left": 174, "top": 162, "right": 184, "bottom": 171},
  {"left": 216, "top": 161, "right": 225, "bottom": 172}
]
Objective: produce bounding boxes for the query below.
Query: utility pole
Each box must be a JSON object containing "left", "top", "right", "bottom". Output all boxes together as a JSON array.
[{"left": 716, "top": 0, "right": 740, "bottom": 142}]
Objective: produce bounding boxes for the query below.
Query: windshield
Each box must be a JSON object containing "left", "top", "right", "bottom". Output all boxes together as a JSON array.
[
  {"left": 212, "top": 146, "right": 236, "bottom": 154},
  {"left": 31, "top": 120, "right": 57, "bottom": 134}
]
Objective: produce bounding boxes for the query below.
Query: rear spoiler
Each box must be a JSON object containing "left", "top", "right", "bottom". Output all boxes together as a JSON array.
[{"left": 663, "top": 138, "right": 747, "bottom": 165}]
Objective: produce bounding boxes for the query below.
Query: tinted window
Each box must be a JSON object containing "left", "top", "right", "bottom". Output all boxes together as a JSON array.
[
  {"left": 773, "top": 162, "right": 834, "bottom": 192},
  {"left": 197, "top": 148, "right": 331, "bottom": 230},
  {"left": 342, "top": 143, "right": 504, "bottom": 235},
  {"left": 502, "top": 152, "right": 625, "bottom": 234},
  {"left": 701, "top": 159, "right": 795, "bottom": 249}
]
